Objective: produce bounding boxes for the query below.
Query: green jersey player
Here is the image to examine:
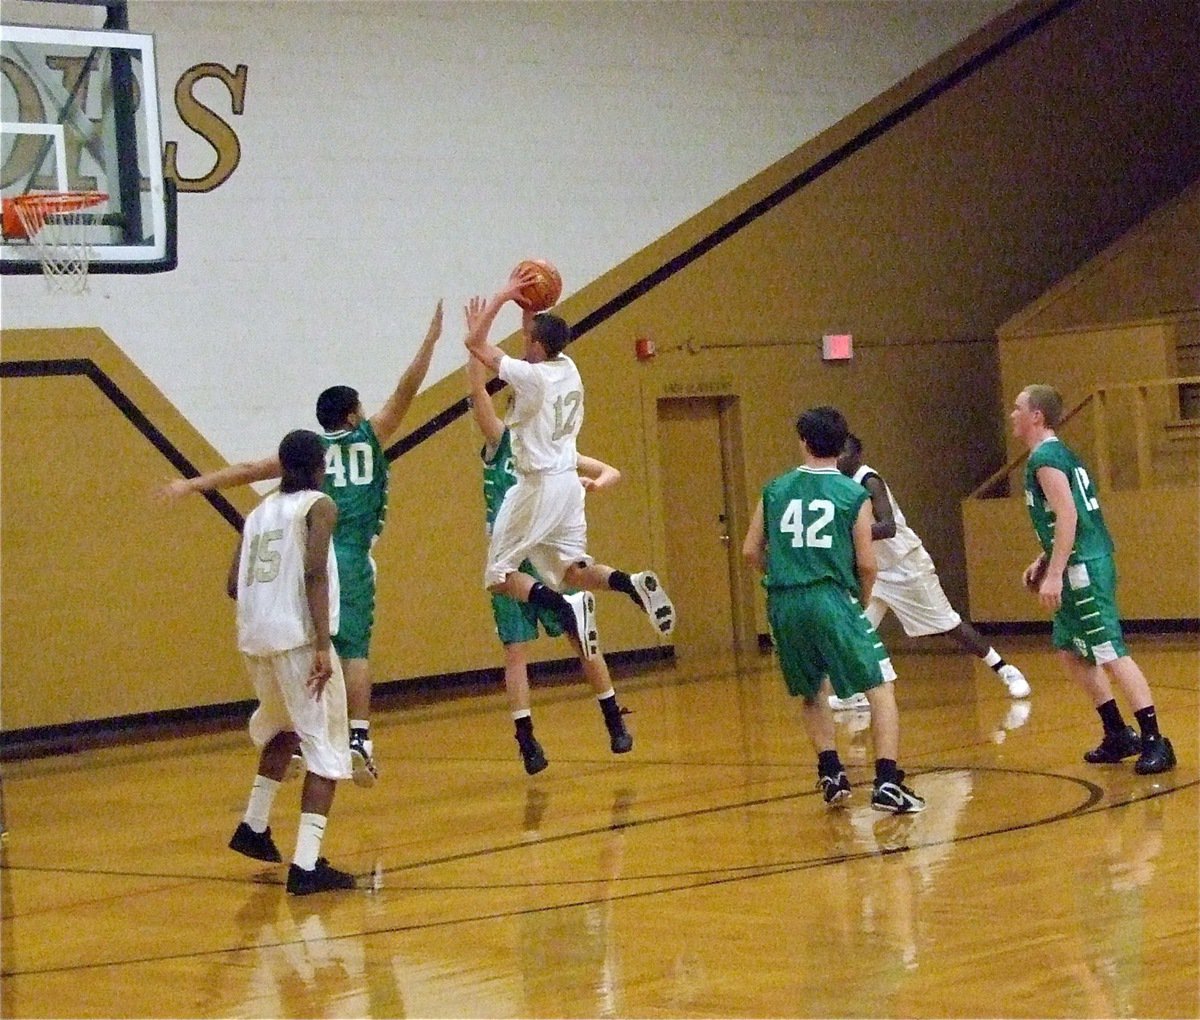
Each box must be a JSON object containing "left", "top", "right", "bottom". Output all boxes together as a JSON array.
[
  {"left": 156, "top": 300, "right": 445, "bottom": 786},
  {"left": 743, "top": 405, "right": 924, "bottom": 813},
  {"left": 1012, "top": 383, "right": 1174, "bottom": 774}
]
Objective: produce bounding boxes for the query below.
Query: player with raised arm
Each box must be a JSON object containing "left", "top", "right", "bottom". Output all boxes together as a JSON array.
[
  {"left": 157, "top": 301, "right": 445, "bottom": 786},
  {"left": 468, "top": 348, "right": 631, "bottom": 771},
  {"left": 463, "top": 268, "right": 675, "bottom": 665}
]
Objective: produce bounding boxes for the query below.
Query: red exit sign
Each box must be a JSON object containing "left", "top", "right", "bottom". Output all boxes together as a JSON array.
[{"left": 822, "top": 334, "right": 853, "bottom": 361}]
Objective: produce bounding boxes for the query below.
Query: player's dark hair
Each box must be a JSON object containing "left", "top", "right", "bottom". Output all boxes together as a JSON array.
[
  {"left": 315, "top": 385, "right": 359, "bottom": 430},
  {"left": 532, "top": 313, "right": 572, "bottom": 357},
  {"left": 279, "top": 429, "right": 327, "bottom": 493},
  {"left": 843, "top": 433, "right": 863, "bottom": 456},
  {"left": 1023, "top": 384, "right": 1063, "bottom": 428},
  {"left": 796, "top": 406, "right": 849, "bottom": 458}
]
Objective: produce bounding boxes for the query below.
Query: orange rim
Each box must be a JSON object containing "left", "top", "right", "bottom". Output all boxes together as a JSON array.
[
  {"left": 3, "top": 191, "right": 107, "bottom": 240},
  {"left": 11, "top": 191, "right": 108, "bottom": 214}
]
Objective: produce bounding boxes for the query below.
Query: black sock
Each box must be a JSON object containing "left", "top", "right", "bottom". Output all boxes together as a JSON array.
[
  {"left": 1134, "top": 706, "right": 1161, "bottom": 740},
  {"left": 607, "top": 570, "right": 635, "bottom": 595},
  {"left": 529, "top": 582, "right": 574, "bottom": 633},
  {"left": 514, "top": 715, "right": 535, "bottom": 741},
  {"left": 817, "top": 749, "right": 842, "bottom": 776},
  {"left": 989, "top": 657, "right": 1009, "bottom": 673},
  {"left": 1097, "top": 698, "right": 1126, "bottom": 734},
  {"left": 875, "top": 758, "right": 898, "bottom": 785},
  {"left": 598, "top": 693, "right": 623, "bottom": 726},
  {"left": 528, "top": 582, "right": 567, "bottom": 612},
  {"left": 607, "top": 570, "right": 643, "bottom": 609}
]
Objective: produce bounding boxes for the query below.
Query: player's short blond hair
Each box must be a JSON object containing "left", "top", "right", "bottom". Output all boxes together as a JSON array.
[{"left": 1023, "top": 384, "right": 1063, "bottom": 427}]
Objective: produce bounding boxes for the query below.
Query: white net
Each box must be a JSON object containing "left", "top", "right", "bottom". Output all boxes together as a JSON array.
[{"left": 12, "top": 192, "right": 106, "bottom": 294}]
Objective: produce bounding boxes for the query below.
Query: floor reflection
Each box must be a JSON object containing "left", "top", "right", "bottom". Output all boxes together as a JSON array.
[
  {"left": 1067, "top": 798, "right": 1165, "bottom": 1018},
  {"left": 516, "top": 786, "right": 631, "bottom": 1018},
  {"left": 224, "top": 879, "right": 404, "bottom": 1018}
]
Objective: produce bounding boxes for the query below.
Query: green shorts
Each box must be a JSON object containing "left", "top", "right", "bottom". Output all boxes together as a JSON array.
[
  {"left": 491, "top": 560, "right": 565, "bottom": 645},
  {"left": 1052, "top": 555, "right": 1128, "bottom": 665},
  {"left": 332, "top": 542, "right": 375, "bottom": 661},
  {"left": 767, "top": 582, "right": 895, "bottom": 700}
]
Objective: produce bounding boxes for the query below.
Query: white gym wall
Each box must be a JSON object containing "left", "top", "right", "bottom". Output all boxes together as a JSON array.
[{"left": 1, "top": 0, "right": 1009, "bottom": 462}]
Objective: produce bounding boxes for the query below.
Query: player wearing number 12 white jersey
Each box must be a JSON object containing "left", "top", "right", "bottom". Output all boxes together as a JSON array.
[{"left": 464, "top": 269, "right": 676, "bottom": 751}]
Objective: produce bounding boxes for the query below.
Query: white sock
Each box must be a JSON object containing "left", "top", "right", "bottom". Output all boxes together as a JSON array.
[
  {"left": 350, "top": 719, "right": 370, "bottom": 733},
  {"left": 243, "top": 775, "right": 280, "bottom": 833},
  {"left": 596, "top": 689, "right": 616, "bottom": 703},
  {"left": 512, "top": 708, "right": 532, "bottom": 721},
  {"left": 293, "top": 812, "right": 327, "bottom": 871},
  {"left": 982, "top": 649, "right": 1002, "bottom": 668}
]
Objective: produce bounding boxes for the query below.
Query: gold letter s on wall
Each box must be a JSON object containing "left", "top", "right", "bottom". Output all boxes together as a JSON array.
[{"left": 164, "top": 63, "right": 247, "bottom": 193}]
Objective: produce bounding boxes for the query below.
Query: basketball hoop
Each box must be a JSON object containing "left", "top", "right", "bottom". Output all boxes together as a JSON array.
[{"left": 3, "top": 191, "right": 108, "bottom": 293}]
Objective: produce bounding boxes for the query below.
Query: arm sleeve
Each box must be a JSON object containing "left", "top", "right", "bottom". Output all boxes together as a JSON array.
[{"left": 498, "top": 355, "right": 535, "bottom": 390}]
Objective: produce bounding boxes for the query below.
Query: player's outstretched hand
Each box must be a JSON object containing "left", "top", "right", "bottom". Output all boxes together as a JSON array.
[
  {"left": 505, "top": 262, "right": 539, "bottom": 301},
  {"left": 152, "top": 478, "right": 192, "bottom": 505},
  {"left": 463, "top": 295, "right": 488, "bottom": 343},
  {"left": 424, "top": 298, "right": 444, "bottom": 346}
]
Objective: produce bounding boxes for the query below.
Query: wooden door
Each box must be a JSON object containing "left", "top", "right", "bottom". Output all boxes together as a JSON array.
[{"left": 656, "top": 397, "right": 736, "bottom": 656}]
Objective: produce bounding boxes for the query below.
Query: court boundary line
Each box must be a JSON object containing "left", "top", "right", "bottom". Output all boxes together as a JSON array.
[{"left": 2, "top": 769, "right": 1194, "bottom": 978}]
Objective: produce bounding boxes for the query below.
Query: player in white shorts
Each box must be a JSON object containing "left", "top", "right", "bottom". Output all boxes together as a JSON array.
[
  {"left": 463, "top": 268, "right": 676, "bottom": 749},
  {"left": 826, "top": 434, "right": 1031, "bottom": 710},
  {"left": 226, "top": 429, "right": 356, "bottom": 895}
]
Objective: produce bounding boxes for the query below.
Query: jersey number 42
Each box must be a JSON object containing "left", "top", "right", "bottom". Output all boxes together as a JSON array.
[{"left": 779, "top": 498, "right": 835, "bottom": 548}]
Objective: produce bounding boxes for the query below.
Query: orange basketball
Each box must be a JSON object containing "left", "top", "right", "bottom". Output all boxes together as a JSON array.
[{"left": 512, "top": 258, "right": 563, "bottom": 312}]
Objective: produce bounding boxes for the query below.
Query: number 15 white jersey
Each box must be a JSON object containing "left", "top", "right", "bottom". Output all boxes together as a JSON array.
[{"left": 236, "top": 489, "right": 340, "bottom": 656}]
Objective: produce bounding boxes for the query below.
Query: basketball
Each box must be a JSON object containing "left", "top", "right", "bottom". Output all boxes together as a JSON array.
[
  {"left": 512, "top": 259, "right": 562, "bottom": 312},
  {"left": 1024, "top": 556, "right": 1049, "bottom": 591}
]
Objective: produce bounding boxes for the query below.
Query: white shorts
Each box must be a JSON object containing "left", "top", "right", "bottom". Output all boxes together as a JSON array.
[
  {"left": 484, "top": 471, "right": 593, "bottom": 590},
  {"left": 244, "top": 644, "right": 352, "bottom": 781},
  {"left": 866, "top": 545, "right": 962, "bottom": 637}
]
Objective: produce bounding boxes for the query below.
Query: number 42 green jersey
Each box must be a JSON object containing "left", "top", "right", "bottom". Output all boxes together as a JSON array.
[
  {"left": 761, "top": 466, "right": 869, "bottom": 595},
  {"left": 1024, "top": 436, "right": 1114, "bottom": 563}
]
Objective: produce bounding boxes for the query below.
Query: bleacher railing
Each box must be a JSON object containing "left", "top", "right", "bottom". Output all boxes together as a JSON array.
[{"left": 970, "top": 376, "right": 1200, "bottom": 499}]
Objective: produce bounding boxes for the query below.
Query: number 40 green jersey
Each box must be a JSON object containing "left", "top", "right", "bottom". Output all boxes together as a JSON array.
[
  {"left": 761, "top": 466, "right": 869, "bottom": 595},
  {"left": 1024, "top": 436, "right": 1114, "bottom": 563},
  {"left": 321, "top": 419, "right": 388, "bottom": 550}
]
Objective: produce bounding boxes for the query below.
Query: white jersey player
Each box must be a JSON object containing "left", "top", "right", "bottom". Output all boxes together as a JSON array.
[
  {"left": 226, "top": 429, "right": 356, "bottom": 896},
  {"left": 827, "top": 434, "right": 1031, "bottom": 709},
  {"left": 463, "top": 269, "right": 677, "bottom": 755}
]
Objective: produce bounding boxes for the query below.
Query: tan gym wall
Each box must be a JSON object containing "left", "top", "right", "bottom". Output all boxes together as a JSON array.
[{"left": 3, "top": 0, "right": 1198, "bottom": 733}]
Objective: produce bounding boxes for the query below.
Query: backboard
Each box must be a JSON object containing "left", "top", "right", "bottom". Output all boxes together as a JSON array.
[{"left": 1, "top": 18, "right": 174, "bottom": 274}]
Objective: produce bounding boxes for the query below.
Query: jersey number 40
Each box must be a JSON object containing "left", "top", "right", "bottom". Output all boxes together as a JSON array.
[{"left": 325, "top": 442, "right": 374, "bottom": 487}]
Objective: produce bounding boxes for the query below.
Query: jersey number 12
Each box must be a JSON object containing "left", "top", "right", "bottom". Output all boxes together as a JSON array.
[{"left": 1072, "top": 466, "right": 1100, "bottom": 512}]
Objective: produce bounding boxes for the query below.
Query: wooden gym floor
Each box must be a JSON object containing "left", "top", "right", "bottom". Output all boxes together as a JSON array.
[{"left": 1, "top": 633, "right": 1196, "bottom": 1018}]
